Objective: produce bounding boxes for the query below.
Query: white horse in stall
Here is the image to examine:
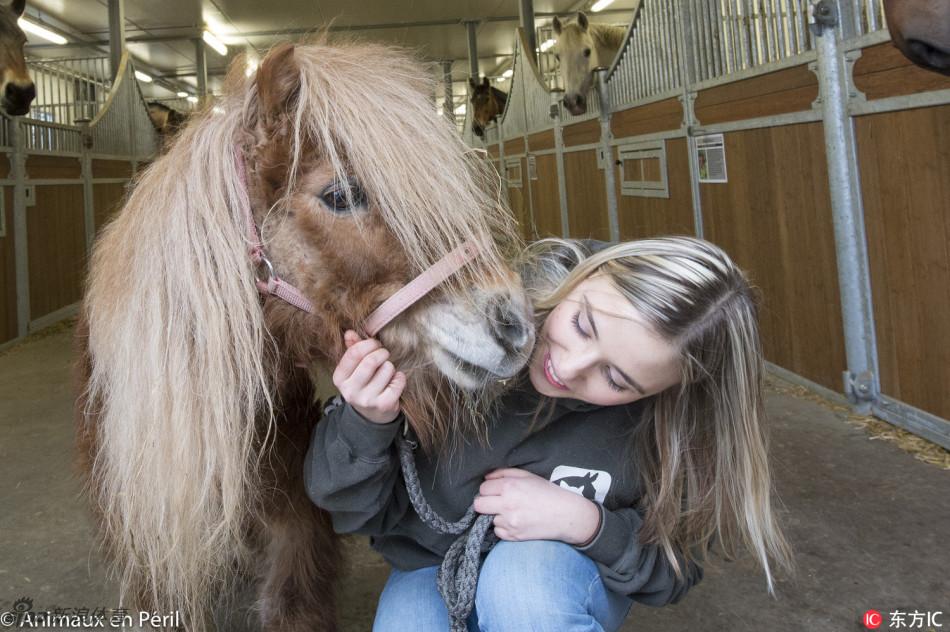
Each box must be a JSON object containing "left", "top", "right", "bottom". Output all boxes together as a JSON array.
[{"left": 552, "top": 12, "right": 626, "bottom": 115}]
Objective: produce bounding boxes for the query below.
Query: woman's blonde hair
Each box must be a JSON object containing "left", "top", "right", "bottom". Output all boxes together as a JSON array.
[{"left": 518, "top": 236, "right": 794, "bottom": 594}]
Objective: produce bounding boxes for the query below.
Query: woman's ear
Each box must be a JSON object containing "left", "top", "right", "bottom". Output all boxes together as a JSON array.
[{"left": 255, "top": 42, "right": 300, "bottom": 121}]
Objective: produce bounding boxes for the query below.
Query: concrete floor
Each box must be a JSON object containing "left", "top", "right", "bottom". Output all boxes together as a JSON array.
[{"left": 1, "top": 327, "right": 947, "bottom": 631}]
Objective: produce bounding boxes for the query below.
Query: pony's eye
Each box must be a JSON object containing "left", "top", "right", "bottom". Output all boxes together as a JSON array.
[
  {"left": 583, "top": 48, "right": 591, "bottom": 57},
  {"left": 319, "top": 180, "right": 367, "bottom": 213}
]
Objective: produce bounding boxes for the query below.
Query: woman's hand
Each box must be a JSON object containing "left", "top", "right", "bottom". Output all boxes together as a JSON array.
[
  {"left": 332, "top": 330, "right": 406, "bottom": 424},
  {"left": 474, "top": 468, "right": 601, "bottom": 545}
]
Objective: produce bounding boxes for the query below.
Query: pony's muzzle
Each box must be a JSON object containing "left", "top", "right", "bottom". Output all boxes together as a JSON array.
[
  {"left": 562, "top": 93, "right": 587, "bottom": 115},
  {"left": 488, "top": 295, "right": 533, "bottom": 359}
]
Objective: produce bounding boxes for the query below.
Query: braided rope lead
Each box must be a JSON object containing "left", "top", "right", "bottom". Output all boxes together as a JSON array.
[{"left": 396, "top": 432, "right": 498, "bottom": 632}]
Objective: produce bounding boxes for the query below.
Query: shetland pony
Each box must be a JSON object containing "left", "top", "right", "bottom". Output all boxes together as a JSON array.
[
  {"left": 552, "top": 12, "right": 625, "bottom": 115},
  {"left": 468, "top": 76, "right": 508, "bottom": 137},
  {"left": 883, "top": 0, "right": 950, "bottom": 75},
  {"left": 76, "top": 38, "right": 534, "bottom": 631},
  {"left": 0, "top": 0, "right": 35, "bottom": 116}
]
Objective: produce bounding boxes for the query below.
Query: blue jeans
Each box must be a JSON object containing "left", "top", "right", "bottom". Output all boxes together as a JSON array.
[{"left": 373, "top": 540, "right": 634, "bottom": 631}]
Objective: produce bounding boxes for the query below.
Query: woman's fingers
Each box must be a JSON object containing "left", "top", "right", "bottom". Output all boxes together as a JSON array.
[
  {"left": 333, "top": 339, "right": 383, "bottom": 387},
  {"left": 343, "top": 348, "right": 390, "bottom": 394},
  {"left": 364, "top": 360, "right": 396, "bottom": 397}
]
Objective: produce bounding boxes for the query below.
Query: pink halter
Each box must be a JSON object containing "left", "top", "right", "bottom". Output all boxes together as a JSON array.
[{"left": 235, "top": 148, "right": 480, "bottom": 337}]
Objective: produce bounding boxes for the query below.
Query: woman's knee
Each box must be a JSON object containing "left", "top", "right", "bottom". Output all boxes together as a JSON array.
[
  {"left": 475, "top": 540, "right": 599, "bottom": 625},
  {"left": 374, "top": 567, "right": 449, "bottom": 632}
]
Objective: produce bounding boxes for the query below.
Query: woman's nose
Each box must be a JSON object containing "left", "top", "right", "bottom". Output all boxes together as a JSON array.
[{"left": 556, "top": 350, "right": 595, "bottom": 384}]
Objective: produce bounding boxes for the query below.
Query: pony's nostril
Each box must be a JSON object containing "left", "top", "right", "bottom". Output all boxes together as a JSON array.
[
  {"left": 908, "top": 39, "right": 950, "bottom": 70},
  {"left": 6, "top": 83, "right": 35, "bottom": 104},
  {"left": 491, "top": 301, "right": 530, "bottom": 353}
]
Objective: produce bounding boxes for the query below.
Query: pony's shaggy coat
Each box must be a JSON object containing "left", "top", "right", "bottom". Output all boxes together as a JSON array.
[{"left": 77, "top": 38, "right": 527, "bottom": 631}]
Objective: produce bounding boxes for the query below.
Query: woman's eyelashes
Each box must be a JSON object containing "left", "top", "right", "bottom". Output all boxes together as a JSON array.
[{"left": 570, "top": 310, "right": 625, "bottom": 392}]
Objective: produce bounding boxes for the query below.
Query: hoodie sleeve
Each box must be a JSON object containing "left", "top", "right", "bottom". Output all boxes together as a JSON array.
[
  {"left": 573, "top": 504, "right": 704, "bottom": 606},
  {"left": 303, "top": 396, "right": 412, "bottom": 536}
]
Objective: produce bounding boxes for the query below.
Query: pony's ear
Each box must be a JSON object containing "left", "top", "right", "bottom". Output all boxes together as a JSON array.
[
  {"left": 577, "top": 11, "right": 589, "bottom": 30},
  {"left": 482, "top": 76, "right": 489, "bottom": 87},
  {"left": 256, "top": 42, "right": 300, "bottom": 118},
  {"left": 552, "top": 16, "right": 562, "bottom": 34},
  {"left": 11, "top": 0, "right": 26, "bottom": 17}
]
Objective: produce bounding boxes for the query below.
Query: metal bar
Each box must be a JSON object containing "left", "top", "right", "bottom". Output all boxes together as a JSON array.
[
  {"left": 194, "top": 39, "right": 207, "bottom": 99},
  {"left": 874, "top": 396, "right": 950, "bottom": 451},
  {"left": 595, "top": 69, "right": 619, "bottom": 243},
  {"left": 108, "top": 0, "right": 126, "bottom": 81},
  {"left": 551, "top": 92, "right": 570, "bottom": 237},
  {"left": 812, "top": 0, "right": 880, "bottom": 412},
  {"left": 519, "top": 0, "right": 538, "bottom": 67},
  {"left": 10, "top": 121, "right": 29, "bottom": 338},
  {"left": 675, "top": 0, "right": 704, "bottom": 239},
  {"left": 465, "top": 21, "right": 479, "bottom": 81}
]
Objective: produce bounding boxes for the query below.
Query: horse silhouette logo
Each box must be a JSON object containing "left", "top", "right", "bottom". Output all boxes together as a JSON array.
[{"left": 550, "top": 466, "right": 611, "bottom": 503}]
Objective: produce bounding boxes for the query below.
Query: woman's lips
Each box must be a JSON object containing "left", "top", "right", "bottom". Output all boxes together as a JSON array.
[{"left": 543, "top": 351, "right": 569, "bottom": 391}]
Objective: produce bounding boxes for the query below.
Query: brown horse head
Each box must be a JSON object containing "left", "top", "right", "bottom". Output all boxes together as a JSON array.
[
  {"left": 884, "top": 0, "right": 950, "bottom": 75},
  {"left": 469, "top": 75, "right": 507, "bottom": 137},
  {"left": 0, "top": 0, "right": 35, "bottom": 115}
]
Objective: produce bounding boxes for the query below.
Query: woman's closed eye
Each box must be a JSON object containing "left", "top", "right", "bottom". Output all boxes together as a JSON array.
[{"left": 571, "top": 310, "right": 625, "bottom": 392}]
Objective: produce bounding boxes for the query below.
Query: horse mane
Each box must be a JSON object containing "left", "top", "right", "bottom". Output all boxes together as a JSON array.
[
  {"left": 590, "top": 22, "right": 627, "bottom": 53},
  {"left": 490, "top": 86, "right": 509, "bottom": 103},
  {"left": 80, "top": 34, "right": 518, "bottom": 626}
]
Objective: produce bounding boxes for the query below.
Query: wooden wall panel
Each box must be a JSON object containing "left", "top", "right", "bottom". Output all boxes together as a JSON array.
[
  {"left": 93, "top": 182, "right": 128, "bottom": 231},
  {"left": 0, "top": 154, "right": 10, "bottom": 179},
  {"left": 563, "top": 119, "right": 601, "bottom": 147},
  {"left": 527, "top": 130, "right": 555, "bottom": 152},
  {"left": 563, "top": 150, "right": 610, "bottom": 240},
  {"left": 856, "top": 105, "right": 950, "bottom": 420},
  {"left": 0, "top": 187, "right": 15, "bottom": 343},
  {"left": 611, "top": 98, "right": 683, "bottom": 138},
  {"left": 27, "top": 185, "right": 85, "bottom": 320},
  {"left": 694, "top": 64, "right": 818, "bottom": 125},
  {"left": 529, "top": 154, "right": 561, "bottom": 238},
  {"left": 504, "top": 137, "right": 526, "bottom": 155},
  {"left": 853, "top": 43, "right": 950, "bottom": 100},
  {"left": 507, "top": 158, "right": 532, "bottom": 241},
  {"left": 487, "top": 146, "right": 499, "bottom": 159},
  {"left": 615, "top": 138, "right": 695, "bottom": 239},
  {"left": 699, "top": 123, "right": 846, "bottom": 391},
  {"left": 93, "top": 159, "right": 133, "bottom": 179},
  {"left": 26, "top": 155, "right": 81, "bottom": 179}
]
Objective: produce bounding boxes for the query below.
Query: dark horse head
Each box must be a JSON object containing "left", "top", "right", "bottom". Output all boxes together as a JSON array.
[
  {"left": 468, "top": 76, "right": 507, "bottom": 138},
  {"left": 0, "top": 0, "right": 35, "bottom": 116},
  {"left": 884, "top": 0, "right": 950, "bottom": 75}
]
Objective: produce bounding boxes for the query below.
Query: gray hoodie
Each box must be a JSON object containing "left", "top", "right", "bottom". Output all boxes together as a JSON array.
[{"left": 304, "top": 381, "right": 704, "bottom": 607}]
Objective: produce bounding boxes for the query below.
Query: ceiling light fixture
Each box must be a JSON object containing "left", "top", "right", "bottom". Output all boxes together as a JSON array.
[
  {"left": 134, "top": 70, "right": 153, "bottom": 83},
  {"left": 590, "top": 0, "right": 615, "bottom": 12},
  {"left": 18, "top": 18, "right": 67, "bottom": 45},
  {"left": 202, "top": 30, "right": 228, "bottom": 56}
]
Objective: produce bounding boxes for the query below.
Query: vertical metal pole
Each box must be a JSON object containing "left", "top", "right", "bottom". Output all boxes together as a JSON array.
[
  {"left": 551, "top": 91, "right": 570, "bottom": 238},
  {"left": 442, "top": 60, "right": 454, "bottom": 126},
  {"left": 520, "top": 0, "right": 538, "bottom": 67},
  {"left": 11, "top": 120, "right": 29, "bottom": 338},
  {"left": 465, "top": 21, "right": 479, "bottom": 81},
  {"left": 677, "top": 0, "right": 705, "bottom": 238},
  {"left": 80, "top": 123, "right": 95, "bottom": 253},
  {"left": 811, "top": 0, "right": 879, "bottom": 411},
  {"left": 108, "top": 0, "right": 126, "bottom": 81},
  {"left": 194, "top": 39, "right": 208, "bottom": 101},
  {"left": 595, "top": 68, "right": 619, "bottom": 243}
]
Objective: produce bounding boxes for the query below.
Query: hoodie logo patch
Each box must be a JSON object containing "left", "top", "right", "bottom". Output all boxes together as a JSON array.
[{"left": 550, "top": 465, "right": 611, "bottom": 503}]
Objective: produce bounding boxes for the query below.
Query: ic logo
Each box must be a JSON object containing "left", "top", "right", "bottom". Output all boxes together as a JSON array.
[{"left": 863, "top": 609, "right": 883, "bottom": 629}]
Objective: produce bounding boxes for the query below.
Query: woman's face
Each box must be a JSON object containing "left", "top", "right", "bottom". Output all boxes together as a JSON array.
[{"left": 528, "top": 274, "right": 681, "bottom": 406}]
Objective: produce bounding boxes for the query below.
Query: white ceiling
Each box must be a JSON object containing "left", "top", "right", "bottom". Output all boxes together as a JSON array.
[{"left": 22, "top": 0, "right": 637, "bottom": 104}]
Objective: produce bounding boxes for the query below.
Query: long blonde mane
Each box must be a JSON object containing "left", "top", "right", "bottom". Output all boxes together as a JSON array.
[{"left": 81, "top": 36, "right": 517, "bottom": 628}]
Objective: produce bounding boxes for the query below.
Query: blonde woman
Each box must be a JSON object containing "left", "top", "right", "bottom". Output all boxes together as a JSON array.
[{"left": 306, "top": 236, "right": 793, "bottom": 631}]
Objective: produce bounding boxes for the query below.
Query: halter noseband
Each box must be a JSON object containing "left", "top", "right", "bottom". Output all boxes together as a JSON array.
[{"left": 235, "top": 148, "right": 480, "bottom": 337}]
